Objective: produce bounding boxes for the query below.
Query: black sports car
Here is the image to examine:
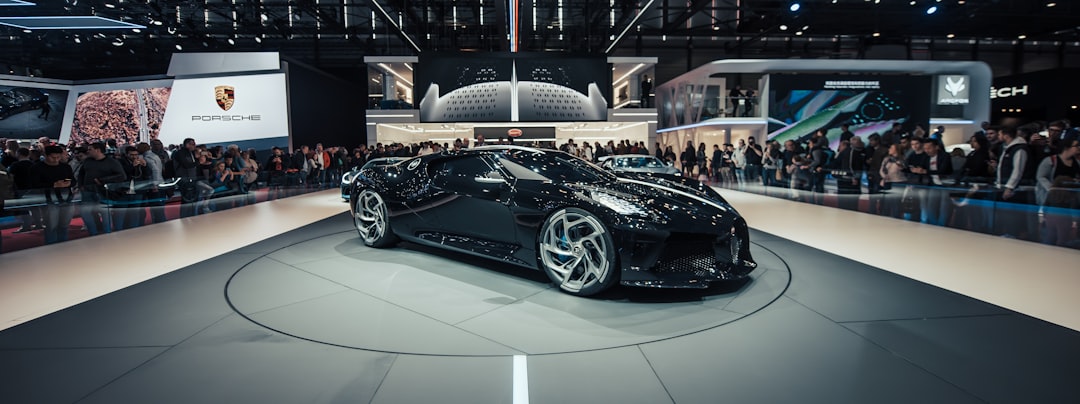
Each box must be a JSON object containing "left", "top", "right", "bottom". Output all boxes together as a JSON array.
[
  {"left": 0, "top": 87, "right": 48, "bottom": 120},
  {"left": 348, "top": 145, "right": 756, "bottom": 296}
]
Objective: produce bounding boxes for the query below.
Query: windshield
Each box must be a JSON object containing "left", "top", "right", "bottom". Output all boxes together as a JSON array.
[
  {"left": 495, "top": 149, "right": 614, "bottom": 183},
  {"left": 616, "top": 156, "right": 666, "bottom": 168}
]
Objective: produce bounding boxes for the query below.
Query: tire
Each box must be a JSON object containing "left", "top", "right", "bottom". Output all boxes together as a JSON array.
[
  {"left": 352, "top": 189, "right": 398, "bottom": 248},
  {"left": 537, "top": 207, "right": 619, "bottom": 296}
]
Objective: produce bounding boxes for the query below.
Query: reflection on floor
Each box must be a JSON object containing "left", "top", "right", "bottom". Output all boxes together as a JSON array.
[
  {"left": 713, "top": 186, "right": 1080, "bottom": 332},
  {"left": 0, "top": 189, "right": 1078, "bottom": 403}
]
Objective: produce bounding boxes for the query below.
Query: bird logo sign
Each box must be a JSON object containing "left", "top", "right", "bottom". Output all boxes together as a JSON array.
[
  {"left": 937, "top": 75, "right": 969, "bottom": 105},
  {"left": 945, "top": 76, "right": 966, "bottom": 97}
]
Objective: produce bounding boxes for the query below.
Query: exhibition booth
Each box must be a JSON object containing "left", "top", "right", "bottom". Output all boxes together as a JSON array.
[
  {"left": 364, "top": 55, "right": 659, "bottom": 148},
  {"left": 0, "top": 52, "right": 365, "bottom": 254},
  {"left": 655, "top": 59, "right": 991, "bottom": 154}
]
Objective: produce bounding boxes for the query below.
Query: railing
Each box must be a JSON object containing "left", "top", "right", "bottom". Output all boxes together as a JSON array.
[
  {"left": 0, "top": 175, "right": 336, "bottom": 254},
  {"left": 711, "top": 172, "right": 1080, "bottom": 250}
]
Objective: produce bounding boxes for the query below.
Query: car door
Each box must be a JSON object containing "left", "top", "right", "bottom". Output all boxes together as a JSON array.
[{"left": 426, "top": 154, "right": 519, "bottom": 251}]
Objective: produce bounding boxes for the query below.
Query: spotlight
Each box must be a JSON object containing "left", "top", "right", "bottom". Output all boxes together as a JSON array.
[
  {"left": 789, "top": 2, "right": 801, "bottom": 12},
  {"left": 926, "top": 6, "right": 937, "bottom": 14},
  {"left": 1018, "top": 34, "right": 1027, "bottom": 39},
  {"left": 254, "top": 36, "right": 263, "bottom": 43},
  {"left": 132, "top": 28, "right": 141, "bottom": 33},
  {"left": 73, "top": 36, "right": 81, "bottom": 43},
  {"left": 175, "top": 44, "right": 183, "bottom": 50},
  {"left": 946, "top": 33, "right": 955, "bottom": 38},
  {"left": 872, "top": 32, "right": 881, "bottom": 37},
  {"left": 227, "top": 38, "right": 235, "bottom": 45},
  {"left": 779, "top": 24, "right": 788, "bottom": 31}
]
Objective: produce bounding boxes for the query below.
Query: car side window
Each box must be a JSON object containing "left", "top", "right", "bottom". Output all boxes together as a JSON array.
[{"left": 429, "top": 156, "right": 503, "bottom": 191}]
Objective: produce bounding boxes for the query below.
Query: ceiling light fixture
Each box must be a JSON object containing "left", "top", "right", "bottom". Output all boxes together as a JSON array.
[
  {"left": 175, "top": 44, "right": 182, "bottom": 50},
  {"left": 789, "top": 2, "right": 801, "bottom": 12},
  {"left": 926, "top": 6, "right": 938, "bottom": 14},
  {"left": 779, "top": 24, "right": 788, "bottom": 31}
]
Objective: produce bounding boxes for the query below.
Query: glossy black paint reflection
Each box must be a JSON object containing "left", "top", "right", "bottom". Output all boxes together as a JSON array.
[{"left": 349, "top": 145, "right": 756, "bottom": 289}]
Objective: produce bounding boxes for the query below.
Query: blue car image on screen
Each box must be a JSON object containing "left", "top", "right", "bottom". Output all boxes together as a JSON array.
[
  {"left": 347, "top": 145, "right": 756, "bottom": 296},
  {"left": 0, "top": 87, "right": 48, "bottom": 120}
]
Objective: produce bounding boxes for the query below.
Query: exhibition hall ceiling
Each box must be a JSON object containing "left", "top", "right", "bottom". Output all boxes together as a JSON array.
[{"left": 0, "top": 0, "right": 1077, "bottom": 82}]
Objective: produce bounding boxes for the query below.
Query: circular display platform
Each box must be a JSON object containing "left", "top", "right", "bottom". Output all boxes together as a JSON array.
[{"left": 225, "top": 230, "right": 790, "bottom": 356}]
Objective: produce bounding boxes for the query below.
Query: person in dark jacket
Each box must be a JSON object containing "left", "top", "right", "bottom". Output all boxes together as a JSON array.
[
  {"left": 910, "top": 139, "right": 954, "bottom": 226},
  {"left": 806, "top": 137, "right": 831, "bottom": 194},
  {"left": 78, "top": 142, "right": 126, "bottom": 235},
  {"left": 32, "top": 145, "right": 75, "bottom": 244},
  {"left": 835, "top": 137, "right": 869, "bottom": 211},
  {"left": 961, "top": 133, "right": 992, "bottom": 182},
  {"left": 171, "top": 138, "right": 212, "bottom": 217}
]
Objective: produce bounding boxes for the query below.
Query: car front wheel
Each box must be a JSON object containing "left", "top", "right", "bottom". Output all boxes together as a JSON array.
[
  {"left": 538, "top": 207, "right": 618, "bottom": 296},
  {"left": 353, "top": 189, "right": 398, "bottom": 248}
]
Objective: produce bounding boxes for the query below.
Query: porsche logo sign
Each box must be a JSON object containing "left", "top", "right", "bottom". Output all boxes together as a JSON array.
[{"left": 215, "top": 85, "right": 236, "bottom": 111}]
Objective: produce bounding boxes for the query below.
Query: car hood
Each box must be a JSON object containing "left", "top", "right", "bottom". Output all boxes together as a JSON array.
[{"left": 564, "top": 173, "right": 737, "bottom": 223}]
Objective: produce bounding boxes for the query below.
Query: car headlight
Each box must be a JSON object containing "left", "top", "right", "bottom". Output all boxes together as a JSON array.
[
  {"left": 341, "top": 172, "right": 355, "bottom": 185},
  {"left": 592, "top": 192, "right": 649, "bottom": 216}
]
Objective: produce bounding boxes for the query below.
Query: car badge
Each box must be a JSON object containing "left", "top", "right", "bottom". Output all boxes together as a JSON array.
[
  {"left": 407, "top": 159, "right": 421, "bottom": 170},
  {"left": 215, "top": 85, "right": 235, "bottom": 111}
]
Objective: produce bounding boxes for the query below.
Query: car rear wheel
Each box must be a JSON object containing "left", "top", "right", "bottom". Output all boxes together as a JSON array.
[
  {"left": 353, "top": 189, "right": 398, "bottom": 248},
  {"left": 538, "top": 207, "right": 618, "bottom": 296}
]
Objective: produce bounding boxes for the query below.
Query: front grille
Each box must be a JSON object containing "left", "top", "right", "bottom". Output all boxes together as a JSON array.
[
  {"left": 652, "top": 235, "right": 718, "bottom": 275},
  {"left": 650, "top": 224, "right": 755, "bottom": 276}
]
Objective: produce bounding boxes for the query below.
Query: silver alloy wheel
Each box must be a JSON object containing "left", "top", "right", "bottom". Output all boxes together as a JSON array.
[
  {"left": 354, "top": 190, "right": 388, "bottom": 245},
  {"left": 539, "top": 209, "right": 611, "bottom": 293}
]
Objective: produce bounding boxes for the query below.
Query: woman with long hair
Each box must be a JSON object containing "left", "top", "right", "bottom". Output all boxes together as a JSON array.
[
  {"left": 762, "top": 141, "right": 781, "bottom": 188},
  {"left": 696, "top": 142, "right": 708, "bottom": 179},
  {"left": 879, "top": 143, "right": 909, "bottom": 219}
]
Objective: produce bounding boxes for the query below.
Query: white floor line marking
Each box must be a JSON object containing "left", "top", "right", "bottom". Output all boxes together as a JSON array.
[{"left": 513, "top": 355, "right": 529, "bottom": 404}]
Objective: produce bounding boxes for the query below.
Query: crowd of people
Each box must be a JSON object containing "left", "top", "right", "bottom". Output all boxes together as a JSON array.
[
  {"left": 675, "top": 120, "right": 1079, "bottom": 248},
  {"left": 3, "top": 123, "right": 1078, "bottom": 252},
  {"left": 0, "top": 136, "right": 383, "bottom": 252}
]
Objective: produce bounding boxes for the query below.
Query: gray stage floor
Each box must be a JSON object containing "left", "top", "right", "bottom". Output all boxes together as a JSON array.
[{"left": 1, "top": 213, "right": 1077, "bottom": 403}]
